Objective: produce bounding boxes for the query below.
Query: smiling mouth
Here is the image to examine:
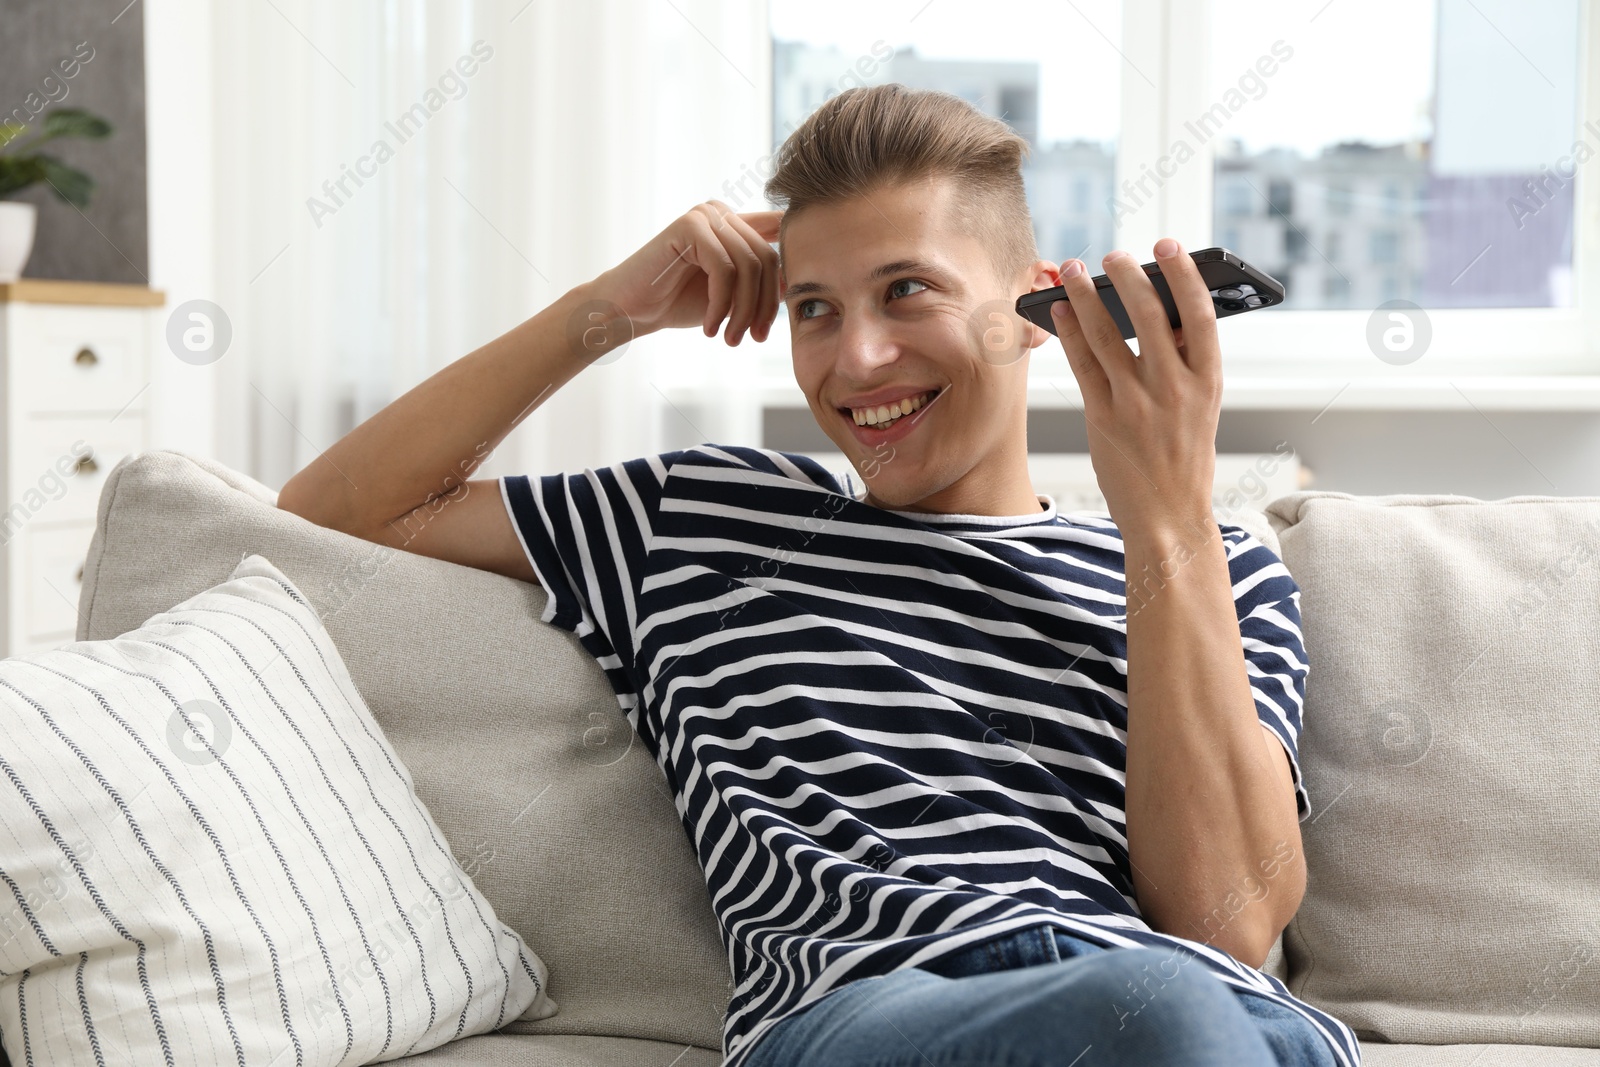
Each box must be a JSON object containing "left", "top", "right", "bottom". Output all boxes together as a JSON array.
[{"left": 844, "top": 388, "right": 940, "bottom": 428}]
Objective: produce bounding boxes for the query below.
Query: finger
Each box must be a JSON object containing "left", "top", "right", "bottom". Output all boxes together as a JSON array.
[
  {"left": 1047, "top": 284, "right": 1112, "bottom": 412},
  {"left": 721, "top": 210, "right": 781, "bottom": 343},
  {"left": 689, "top": 204, "right": 738, "bottom": 337},
  {"left": 1101, "top": 249, "right": 1177, "bottom": 375},
  {"left": 700, "top": 200, "right": 760, "bottom": 345},
  {"left": 1152, "top": 237, "right": 1219, "bottom": 376},
  {"left": 741, "top": 209, "right": 783, "bottom": 243},
  {"left": 1057, "top": 257, "right": 1137, "bottom": 393}
]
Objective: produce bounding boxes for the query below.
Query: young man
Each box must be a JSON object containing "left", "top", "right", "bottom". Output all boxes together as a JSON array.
[{"left": 279, "top": 84, "right": 1360, "bottom": 1067}]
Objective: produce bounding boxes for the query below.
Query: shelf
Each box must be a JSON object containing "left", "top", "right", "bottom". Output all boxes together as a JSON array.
[{"left": 0, "top": 280, "right": 166, "bottom": 307}]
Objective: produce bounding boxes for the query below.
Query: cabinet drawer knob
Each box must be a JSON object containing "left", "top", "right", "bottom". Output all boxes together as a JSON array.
[
  {"left": 75, "top": 453, "right": 98, "bottom": 475},
  {"left": 74, "top": 346, "right": 99, "bottom": 367}
]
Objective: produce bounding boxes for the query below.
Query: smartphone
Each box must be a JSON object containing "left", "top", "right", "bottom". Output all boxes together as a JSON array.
[{"left": 1014, "top": 247, "right": 1285, "bottom": 340}]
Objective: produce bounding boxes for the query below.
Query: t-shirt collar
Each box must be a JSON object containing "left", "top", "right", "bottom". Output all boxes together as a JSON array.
[{"left": 861, "top": 492, "right": 1061, "bottom": 528}]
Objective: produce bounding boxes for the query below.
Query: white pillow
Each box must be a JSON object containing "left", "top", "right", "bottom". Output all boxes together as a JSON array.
[{"left": 0, "top": 553, "right": 556, "bottom": 1065}]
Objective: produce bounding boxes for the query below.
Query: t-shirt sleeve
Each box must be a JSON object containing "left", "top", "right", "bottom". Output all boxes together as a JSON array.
[
  {"left": 1222, "top": 527, "right": 1312, "bottom": 822},
  {"left": 499, "top": 450, "right": 686, "bottom": 710}
]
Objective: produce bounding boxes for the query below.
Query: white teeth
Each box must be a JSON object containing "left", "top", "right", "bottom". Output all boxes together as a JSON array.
[{"left": 849, "top": 390, "right": 935, "bottom": 427}]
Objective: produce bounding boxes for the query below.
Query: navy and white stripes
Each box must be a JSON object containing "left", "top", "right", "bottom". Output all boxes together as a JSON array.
[
  {"left": 0, "top": 554, "right": 552, "bottom": 1066},
  {"left": 501, "top": 443, "right": 1359, "bottom": 1067}
]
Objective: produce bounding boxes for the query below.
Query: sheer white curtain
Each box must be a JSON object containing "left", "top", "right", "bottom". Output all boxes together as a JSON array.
[{"left": 205, "top": 0, "right": 773, "bottom": 490}]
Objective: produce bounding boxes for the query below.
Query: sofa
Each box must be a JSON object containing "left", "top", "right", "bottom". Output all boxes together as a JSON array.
[{"left": 57, "top": 449, "right": 1600, "bottom": 1065}]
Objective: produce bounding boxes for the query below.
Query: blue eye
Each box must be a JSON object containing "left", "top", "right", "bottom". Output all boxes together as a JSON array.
[
  {"left": 889, "top": 278, "right": 928, "bottom": 299},
  {"left": 794, "top": 279, "right": 928, "bottom": 322},
  {"left": 797, "top": 299, "right": 824, "bottom": 320}
]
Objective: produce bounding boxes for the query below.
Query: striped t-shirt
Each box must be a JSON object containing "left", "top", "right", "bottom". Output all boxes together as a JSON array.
[{"left": 500, "top": 443, "right": 1361, "bottom": 1067}]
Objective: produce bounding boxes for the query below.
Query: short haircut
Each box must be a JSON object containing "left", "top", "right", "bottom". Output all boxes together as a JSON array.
[{"left": 764, "top": 82, "right": 1039, "bottom": 286}]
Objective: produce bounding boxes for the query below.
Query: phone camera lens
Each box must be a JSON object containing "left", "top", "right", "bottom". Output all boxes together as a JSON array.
[
  {"left": 1219, "top": 299, "right": 1246, "bottom": 312},
  {"left": 1243, "top": 294, "right": 1268, "bottom": 308},
  {"left": 1214, "top": 287, "right": 1244, "bottom": 300}
]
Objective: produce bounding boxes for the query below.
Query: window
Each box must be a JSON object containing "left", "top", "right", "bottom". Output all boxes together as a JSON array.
[
  {"left": 1221, "top": 181, "right": 1253, "bottom": 217},
  {"left": 1370, "top": 230, "right": 1399, "bottom": 264},
  {"left": 1284, "top": 228, "right": 1307, "bottom": 263},
  {"left": 1059, "top": 225, "right": 1090, "bottom": 259},
  {"left": 1382, "top": 181, "right": 1403, "bottom": 217},
  {"left": 1208, "top": 0, "right": 1580, "bottom": 310},
  {"left": 1326, "top": 182, "right": 1353, "bottom": 216},
  {"left": 1267, "top": 179, "right": 1294, "bottom": 218}
]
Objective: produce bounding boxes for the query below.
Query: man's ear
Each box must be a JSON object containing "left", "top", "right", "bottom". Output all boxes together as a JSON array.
[{"left": 1019, "top": 259, "right": 1062, "bottom": 350}]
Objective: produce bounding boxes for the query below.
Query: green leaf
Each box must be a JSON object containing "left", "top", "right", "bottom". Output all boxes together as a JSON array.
[
  {"left": 0, "top": 157, "right": 47, "bottom": 199},
  {"left": 41, "top": 108, "right": 112, "bottom": 141},
  {"left": 0, "top": 120, "right": 28, "bottom": 151},
  {"left": 36, "top": 155, "right": 95, "bottom": 209}
]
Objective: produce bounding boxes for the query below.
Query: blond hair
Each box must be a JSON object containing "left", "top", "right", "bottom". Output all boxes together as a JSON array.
[{"left": 764, "top": 83, "right": 1038, "bottom": 285}]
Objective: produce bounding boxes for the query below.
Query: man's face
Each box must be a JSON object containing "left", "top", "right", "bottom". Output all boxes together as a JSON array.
[{"left": 780, "top": 174, "right": 1056, "bottom": 511}]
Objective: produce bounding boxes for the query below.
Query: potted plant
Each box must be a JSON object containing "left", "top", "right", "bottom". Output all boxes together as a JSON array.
[{"left": 0, "top": 107, "right": 113, "bottom": 282}]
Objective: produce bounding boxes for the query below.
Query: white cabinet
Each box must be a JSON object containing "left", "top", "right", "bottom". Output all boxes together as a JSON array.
[{"left": 0, "top": 280, "right": 164, "bottom": 657}]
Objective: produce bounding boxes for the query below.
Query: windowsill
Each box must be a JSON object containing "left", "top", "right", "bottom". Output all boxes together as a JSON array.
[{"left": 656, "top": 375, "right": 1600, "bottom": 412}]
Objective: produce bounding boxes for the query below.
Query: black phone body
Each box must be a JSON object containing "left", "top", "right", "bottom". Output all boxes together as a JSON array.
[{"left": 1014, "top": 247, "right": 1285, "bottom": 340}]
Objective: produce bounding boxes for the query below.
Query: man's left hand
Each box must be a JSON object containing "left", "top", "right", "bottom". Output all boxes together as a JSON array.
[{"left": 1050, "top": 237, "right": 1221, "bottom": 539}]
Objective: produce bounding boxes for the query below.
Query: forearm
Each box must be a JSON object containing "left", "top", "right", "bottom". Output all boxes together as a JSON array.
[
  {"left": 277, "top": 279, "right": 606, "bottom": 537},
  {"left": 1121, "top": 515, "right": 1305, "bottom": 965}
]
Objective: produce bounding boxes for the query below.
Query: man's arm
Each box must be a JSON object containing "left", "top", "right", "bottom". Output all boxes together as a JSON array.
[
  {"left": 274, "top": 283, "right": 595, "bottom": 579},
  {"left": 1045, "top": 237, "right": 1306, "bottom": 972},
  {"left": 276, "top": 202, "right": 783, "bottom": 580},
  {"left": 1122, "top": 523, "right": 1307, "bottom": 971}
]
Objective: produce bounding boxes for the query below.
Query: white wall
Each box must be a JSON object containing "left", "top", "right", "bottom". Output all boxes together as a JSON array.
[{"left": 143, "top": 0, "right": 219, "bottom": 462}]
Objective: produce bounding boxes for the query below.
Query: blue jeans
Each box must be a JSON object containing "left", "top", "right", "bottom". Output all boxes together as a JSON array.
[{"left": 741, "top": 922, "right": 1337, "bottom": 1067}]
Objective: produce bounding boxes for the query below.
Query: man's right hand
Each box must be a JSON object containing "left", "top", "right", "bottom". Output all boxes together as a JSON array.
[{"left": 590, "top": 201, "right": 783, "bottom": 347}]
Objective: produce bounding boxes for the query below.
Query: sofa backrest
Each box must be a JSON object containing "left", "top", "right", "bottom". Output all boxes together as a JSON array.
[
  {"left": 78, "top": 451, "right": 736, "bottom": 1051},
  {"left": 1265, "top": 489, "right": 1600, "bottom": 1047}
]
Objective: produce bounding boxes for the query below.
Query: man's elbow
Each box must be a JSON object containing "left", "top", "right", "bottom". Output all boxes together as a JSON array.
[
  {"left": 1164, "top": 892, "right": 1302, "bottom": 972},
  {"left": 278, "top": 466, "right": 373, "bottom": 537},
  {"left": 1181, "top": 916, "right": 1276, "bottom": 971},
  {"left": 1240, "top": 884, "right": 1306, "bottom": 969}
]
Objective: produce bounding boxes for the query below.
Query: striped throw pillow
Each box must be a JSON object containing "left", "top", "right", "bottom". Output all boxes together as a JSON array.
[{"left": 0, "top": 553, "right": 556, "bottom": 1065}]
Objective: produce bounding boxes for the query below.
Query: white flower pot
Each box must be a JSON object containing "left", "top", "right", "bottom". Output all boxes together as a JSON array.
[{"left": 0, "top": 201, "right": 39, "bottom": 283}]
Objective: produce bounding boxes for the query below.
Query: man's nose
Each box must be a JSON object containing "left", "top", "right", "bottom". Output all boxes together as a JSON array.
[{"left": 834, "top": 310, "right": 901, "bottom": 377}]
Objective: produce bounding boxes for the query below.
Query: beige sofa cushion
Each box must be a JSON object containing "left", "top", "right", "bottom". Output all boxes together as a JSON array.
[
  {"left": 76, "top": 451, "right": 734, "bottom": 1053},
  {"left": 1265, "top": 490, "right": 1600, "bottom": 1047}
]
